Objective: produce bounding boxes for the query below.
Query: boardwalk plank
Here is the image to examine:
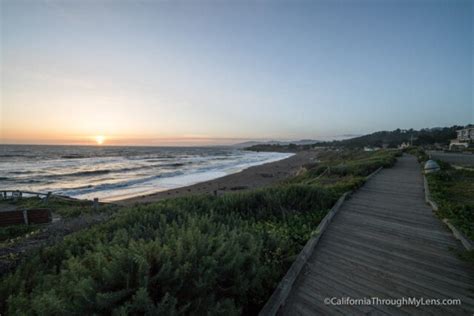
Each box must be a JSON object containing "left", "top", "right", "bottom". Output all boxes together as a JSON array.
[
  {"left": 326, "top": 225, "right": 468, "bottom": 266},
  {"left": 323, "top": 230, "right": 474, "bottom": 281}
]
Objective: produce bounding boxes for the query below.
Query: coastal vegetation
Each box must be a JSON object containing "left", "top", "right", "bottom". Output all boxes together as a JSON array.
[
  {"left": 323, "top": 126, "right": 461, "bottom": 148},
  {"left": 426, "top": 165, "right": 474, "bottom": 241},
  {"left": 404, "top": 146, "right": 429, "bottom": 163},
  {"left": 0, "top": 224, "right": 41, "bottom": 243},
  {"left": 0, "top": 196, "right": 117, "bottom": 219},
  {"left": 245, "top": 143, "right": 313, "bottom": 153},
  {"left": 0, "top": 150, "right": 400, "bottom": 315}
]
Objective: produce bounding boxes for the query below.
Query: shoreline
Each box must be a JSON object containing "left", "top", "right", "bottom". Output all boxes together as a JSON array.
[{"left": 117, "top": 150, "right": 319, "bottom": 205}]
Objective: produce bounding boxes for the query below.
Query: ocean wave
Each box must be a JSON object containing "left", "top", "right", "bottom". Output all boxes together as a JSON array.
[
  {"left": 127, "top": 155, "right": 175, "bottom": 161},
  {"left": 161, "top": 162, "right": 188, "bottom": 167},
  {"left": 0, "top": 154, "right": 30, "bottom": 159},
  {"left": 9, "top": 170, "right": 34, "bottom": 175},
  {"left": 145, "top": 159, "right": 169, "bottom": 162},
  {"left": 48, "top": 162, "right": 194, "bottom": 179},
  {"left": 61, "top": 154, "right": 89, "bottom": 159},
  {"left": 46, "top": 164, "right": 163, "bottom": 179},
  {"left": 21, "top": 179, "right": 43, "bottom": 184},
  {"left": 61, "top": 170, "right": 184, "bottom": 196},
  {"left": 59, "top": 169, "right": 112, "bottom": 177},
  {"left": 0, "top": 177, "right": 43, "bottom": 184},
  {"left": 0, "top": 177, "right": 51, "bottom": 185}
]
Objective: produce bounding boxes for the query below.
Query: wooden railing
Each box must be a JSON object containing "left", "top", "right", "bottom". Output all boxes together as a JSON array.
[
  {"left": 0, "top": 190, "right": 104, "bottom": 227},
  {"left": 1, "top": 189, "right": 101, "bottom": 211},
  {"left": 0, "top": 190, "right": 81, "bottom": 202}
]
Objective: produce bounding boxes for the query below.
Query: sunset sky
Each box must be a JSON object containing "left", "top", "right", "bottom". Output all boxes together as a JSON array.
[{"left": 1, "top": 0, "right": 472, "bottom": 146}]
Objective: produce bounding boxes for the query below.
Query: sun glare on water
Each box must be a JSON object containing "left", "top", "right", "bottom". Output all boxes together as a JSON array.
[{"left": 95, "top": 135, "right": 106, "bottom": 145}]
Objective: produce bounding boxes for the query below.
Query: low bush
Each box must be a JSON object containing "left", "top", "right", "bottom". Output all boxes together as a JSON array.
[
  {"left": 404, "top": 146, "right": 428, "bottom": 163},
  {"left": 292, "top": 150, "right": 399, "bottom": 187},
  {"left": 1, "top": 196, "right": 118, "bottom": 218},
  {"left": 1, "top": 189, "right": 336, "bottom": 315},
  {"left": 427, "top": 167, "right": 474, "bottom": 240},
  {"left": 0, "top": 225, "right": 41, "bottom": 243}
]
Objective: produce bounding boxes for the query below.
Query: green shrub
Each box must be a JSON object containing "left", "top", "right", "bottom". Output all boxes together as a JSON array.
[
  {"left": 0, "top": 225, "right": 41, "bottom": 243},
  {"left": 0, "top": 196, "right": 117, "bottom": 219},
  {"left": 427, "top": 168, "right": 474, "bottom": 240},
  {"left": 404, "top": 146, "right": 428, "bottom": 163},
  {"left": 0, "top": 187, "right": 337, "bottom": 315},
  {"left": 291, "top": 150, "right": 399, "bottom": 189}
]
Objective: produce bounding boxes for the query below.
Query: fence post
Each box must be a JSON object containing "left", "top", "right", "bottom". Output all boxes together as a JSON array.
[
  {"left": 44, "top": 192, "right": 52, "bottom": 205},
  {"left": 23, "top": 210, "right": 29, "bottom": 225},
  {"left": 93, "top": 198, "right": 99, "bottom": 211}
]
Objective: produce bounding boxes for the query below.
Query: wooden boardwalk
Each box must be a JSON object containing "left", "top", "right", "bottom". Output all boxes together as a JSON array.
[{"left": 280, "top": 155, "right": 474, "bottom": 315}]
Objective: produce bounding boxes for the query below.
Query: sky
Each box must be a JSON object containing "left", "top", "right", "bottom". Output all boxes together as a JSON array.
[{"left": 1, "top": 0, "right": 472, "bottom": 146}]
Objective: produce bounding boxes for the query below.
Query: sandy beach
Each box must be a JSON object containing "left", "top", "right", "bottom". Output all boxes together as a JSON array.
[{"left": 117, "top": 150, "right": 319, "bottom": 205}]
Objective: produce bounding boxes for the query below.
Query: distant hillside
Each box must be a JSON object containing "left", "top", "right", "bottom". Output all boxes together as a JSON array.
[
  {"left": 245, "top": 143, "right": 315, "bottom": 152},
  {"left": 245, "top": 125, "right": 469, "bottom": 152},
  {"left": 233, "top": 139, "right": 321, "bottom": 149},
  {"left": 320, "top": 126, "right": 464, "bottom": 148}
]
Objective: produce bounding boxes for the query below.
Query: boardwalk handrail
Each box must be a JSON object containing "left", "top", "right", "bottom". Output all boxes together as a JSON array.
[{"left": 259, "top": 166, "right": 384, "bottom": 316}]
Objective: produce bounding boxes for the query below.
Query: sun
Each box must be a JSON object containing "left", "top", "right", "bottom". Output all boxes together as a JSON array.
[{"left": 95, "top": 135, "right": 106, "bottom": 145}]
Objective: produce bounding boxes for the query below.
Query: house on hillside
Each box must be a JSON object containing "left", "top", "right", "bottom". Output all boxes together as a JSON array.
[
  {"left": 449, "top": 126, "right": 474, "bottom": 149},
  {"left": 398, "top": 142, "right": 410, "bottom": 149},
  {"left": 364, "top": 146, "right": 381, "bottom": 152}
]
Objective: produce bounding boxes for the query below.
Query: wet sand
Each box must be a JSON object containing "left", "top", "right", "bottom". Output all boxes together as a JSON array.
[{"left": 117, "top": 150, "right": 319, "bottom": 205}]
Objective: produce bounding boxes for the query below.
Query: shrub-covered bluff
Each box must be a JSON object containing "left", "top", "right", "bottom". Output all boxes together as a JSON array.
[{"left": 0, "top": 150, "right": 400, "bottom": 315}]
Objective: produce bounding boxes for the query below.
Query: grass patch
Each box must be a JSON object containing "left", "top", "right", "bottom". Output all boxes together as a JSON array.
[
  {"left": 0, "top": 225, "right": 41, "bottom": 243},
  {"left": 291, "top": 149, "right": 399, "bottom": 191},
  {"left": 408, "top": 146, "right": 474, "bottom": 266},
  {"left": 427, "top": 167, "right": 474, "bottom": 240},
  {"left": 0, "top": 196, "right": 117, "bottom": 218},
  {"left": 0, "top": 188, "right": 338, "bottom": 315},
  {"left": 404, "top": 146, "right": 429, "bottom": 163}
]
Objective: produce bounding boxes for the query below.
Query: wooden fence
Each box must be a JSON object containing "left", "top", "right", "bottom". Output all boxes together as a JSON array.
[
  {"left": 1, "top": 190, "right": 80, "bottom": 202},
  {"left": 0, "top": 208, "right": 52, "bottom": 226}
]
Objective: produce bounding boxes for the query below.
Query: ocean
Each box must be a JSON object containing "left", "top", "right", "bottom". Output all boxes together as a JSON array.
[{"left": 0, "top": 145, "right": 292, "bottom": 201}]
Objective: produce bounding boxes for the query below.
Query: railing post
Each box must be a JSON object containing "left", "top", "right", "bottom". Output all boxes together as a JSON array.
[
  {"left": 43, "top": 192, "right": 52, "bottom": 205},
  {"left": 23, "top": 210, "right": 29, "bottom": 225}
]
